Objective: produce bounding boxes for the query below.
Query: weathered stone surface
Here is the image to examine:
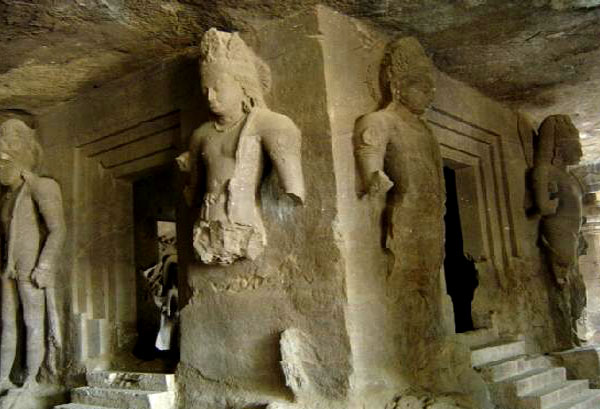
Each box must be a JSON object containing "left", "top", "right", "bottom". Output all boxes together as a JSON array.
[
  {"left": 178, "top": 11, "right": 352, "bottom": 408},
  {"left": 87, "top": 371, "right": 176, "bottom": 392},
  {"left": 177, "top": 28, "right": 305, "bottom": 265},
  {"left": 530, "top": 115, "right": 586, "bottom": 346},
  {"left": 71, "top": 386, "right": 175, "bottom": 409},
  {"left": 1, "top": 1, "right": 600, "bottom": 163},
  {"left": 0, "top": 119, "right": 67, "bottom": 393},
  {"left": 0, "top": 384, "right": 68, "bottom": 409},
  {"left": 553, "top": 346, "right": 600, "bottom": 388},
  {"left": 472, "top": 339, "right": 600, "bottom": 409},
  {"left": 21, "top": 4, "right": 600, "bottom": 409}
]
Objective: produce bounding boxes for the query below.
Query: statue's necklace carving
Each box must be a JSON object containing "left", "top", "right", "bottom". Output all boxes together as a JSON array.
[{"left": 213, "top": 114, "right": 246, "bottom": 133}]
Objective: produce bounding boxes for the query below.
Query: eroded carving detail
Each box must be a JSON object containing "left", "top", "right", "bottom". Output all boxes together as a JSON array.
[
  {"left": 353, "top": 37, "right": 444, "bottom": 298},
  {"left": 0, "top": 119, "right": 66, "bottom": 393},
  {"left": 532, "top": 114, "right": 586, "bottom": 345},
  {"left": 177, "top": 28, "right": 305, "bottom": 265},
  {"left": 352, "top": 38, "right": 446, "bottom": 388}
]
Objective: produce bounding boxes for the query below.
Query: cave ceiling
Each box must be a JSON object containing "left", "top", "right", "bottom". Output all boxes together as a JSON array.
[{"left": 1, "top": 0, "right": 599, "bottom": 162}]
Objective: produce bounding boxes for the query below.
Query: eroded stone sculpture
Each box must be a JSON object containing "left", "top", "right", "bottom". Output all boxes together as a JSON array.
[
  {"left": 177, "top": 28, "right": 305, "bottom": 265},
  {"left": 353, "top": 37, "right": 445, "bottom": 375},
  {"left": 353, "top": 38, "right": 444, "bottom": 281},
  {"left": 0, "top": 119, "right": 66, "bottom": 392},
  {"left": 354, "top": 36, "right": 443, "bottom": 225},
  {"left": 532, "top": 114, "right": 586, "bottom": 345}
]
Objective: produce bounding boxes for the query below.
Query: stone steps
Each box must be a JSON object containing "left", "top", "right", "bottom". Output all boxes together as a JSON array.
[
  {"left": 478, "top": 355, "right": 552, "bottom": 382},
  {"left": 71, "top": 386, "right": 175, "bottom": 409},
  {"left": 472, "top": 339, "right": 599, "bottom": 409},
  {"left": 87, "top": 371, "right": 175, "bottom": 392},
  {"left": 519, "top": 380, "right": 589, "bottom": 409},
  {"left": 508, "top": 367, "right": 567, "bottom": 397},
  {"left": 54, "top": 371, "right": 176, "bottom": 409},
  {"left": 471, "top": 340, "right": 527, "bottom": 367},
  {"left": 548, "top": 389, "right": 600, "bottom": 409}
]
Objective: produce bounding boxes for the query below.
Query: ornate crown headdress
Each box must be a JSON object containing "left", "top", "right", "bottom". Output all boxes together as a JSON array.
[
  {"left": 381, "top": 37, "right": 434, "bottom": 92},
  {"left": 200, "top": 28, "right": 271, "bottom": 108}
]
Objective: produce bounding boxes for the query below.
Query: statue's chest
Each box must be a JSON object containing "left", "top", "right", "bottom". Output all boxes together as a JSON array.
[
  {"left": 202, "top": 129, "right": 242, "bottom": 162},
  {"left": 387, "top": 120, "right": 434, "bottom": 156},
  {"left": 0, "top": 190, "right": 20, "bottom": 232}
]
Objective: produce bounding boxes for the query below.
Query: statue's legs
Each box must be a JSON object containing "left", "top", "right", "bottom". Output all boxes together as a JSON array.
[
  {"left": 18, "top": 280, "right": 45, "bottom": 386},
  {"left": 0, "top": 277, "right": 18, "bottom": 391},
  {"left": 541, "top": 221, "right": 579, "bottom": 287},
  {"left": 543, "top": 227, "right": 586, "bottom": 346}
]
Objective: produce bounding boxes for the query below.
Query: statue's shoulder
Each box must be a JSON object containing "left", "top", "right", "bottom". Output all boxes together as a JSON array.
[
  {"left": 29, "top": 176, "right": 62, "bottom": 199},
  {"left": 251, "top": 108, "right": 299, "bottom": 136},
  {"left": 192, "top": 122, "right": 213, "bottom": 138},
  {"left": 31, "top": 176, "right": 60, "bottom": 189},
  {"left": 355, "top": 110, "right": 393, "bottom": 132},
  {"left": 189, "top": 122, "right": 214, "bottom": 149}
]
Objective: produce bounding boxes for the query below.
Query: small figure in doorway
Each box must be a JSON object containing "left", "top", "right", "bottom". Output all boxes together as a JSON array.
[{"left": 142, "top": 254, "right": 179, "bottom": 351}]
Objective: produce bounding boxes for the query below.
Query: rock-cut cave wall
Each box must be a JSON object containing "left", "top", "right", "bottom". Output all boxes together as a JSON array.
[{"left": 23, "top": 5, "right": 582, "bottom": 409}]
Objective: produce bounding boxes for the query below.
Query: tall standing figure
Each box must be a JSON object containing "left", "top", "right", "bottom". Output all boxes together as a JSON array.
[
  {"left": 532, "top": 114, "right": 585, "bottom": 346},
  {"left": 353, "top": 38, "right": 445, "bottom": 373},
  {"left": 177, "top": 28, "right": 305, "bottom": 265},
  {"left": 0, "top": 119, "right": 66, "bottom": 392}
]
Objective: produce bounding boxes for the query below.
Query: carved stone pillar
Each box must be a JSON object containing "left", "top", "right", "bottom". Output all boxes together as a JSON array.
[{"left": 579, "top": 187, "right": 600, "bottom": 343}]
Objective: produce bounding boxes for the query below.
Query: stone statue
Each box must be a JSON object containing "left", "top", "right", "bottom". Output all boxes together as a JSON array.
[
  {"left": 532, "top": 114, "right": 585, "bottom": 345},
  {"left": 353, "top": 37, "right": 445, "bottom": 367},
  {"left": 0, "top": 119, "right": 66, "bottom": 393},
  {"left": 353, "top": 36, "right": 444, "bottom": 269},
  {"left": 177, "top": 28, "right": 305, "bottom": 265}
]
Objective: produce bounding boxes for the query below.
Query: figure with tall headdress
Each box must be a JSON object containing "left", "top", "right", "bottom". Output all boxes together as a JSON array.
[
  {"left": 532, "top": 114, "right": 585, "bottom": 345},
  {"left": 353, "top": 37, "right": 444, "bottom": 283},
  {"left": 0, "top": 119, "right": 66, "bottom": 392},
  {"left": 353, "top": 37, "right": 445, "bottom": 378},
  {"left": 177, "top": 28, "right": 305, "bottom": 265}
]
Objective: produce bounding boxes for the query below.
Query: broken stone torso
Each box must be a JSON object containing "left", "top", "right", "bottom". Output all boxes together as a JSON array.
[{"left": 191, "top": 107, "right": 304, "bottom": 264}]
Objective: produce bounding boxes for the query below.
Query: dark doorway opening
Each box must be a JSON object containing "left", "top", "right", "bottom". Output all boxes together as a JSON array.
[
  {"left": 443, "top": 166, "right": 479, "bottom": 333},
  {"left": 132, "top": 168, "right": 179, "bottom": 371}
]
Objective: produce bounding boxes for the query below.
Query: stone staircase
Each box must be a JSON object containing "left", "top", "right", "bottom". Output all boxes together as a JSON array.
[
  {"left": 54, "top": 370, "right": 176, "bottom": 409},
  {"left": 472, "top": 339, "right": 600, "bottom": 409}
]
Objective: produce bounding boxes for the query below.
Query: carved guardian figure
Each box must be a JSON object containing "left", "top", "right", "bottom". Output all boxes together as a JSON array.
[
  {"left": 0, "top": 119, "right": 66, "bottom": 392},
  {"left": 532, "top": 114, "right": 585, "bottom": 345},
  {"left": 177, "top": 28, "right": 305, "bottom": 265},
  {"left": 352, "top": 38, "right": 445, "bottom": 369},
  {"left": 353, "top": 37, "right": 444, "bottom": 277}
]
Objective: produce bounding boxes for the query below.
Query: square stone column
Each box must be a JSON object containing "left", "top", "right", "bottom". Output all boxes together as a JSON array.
[{"left": 178, "top": 8, "right": 352, "bottom": 408}]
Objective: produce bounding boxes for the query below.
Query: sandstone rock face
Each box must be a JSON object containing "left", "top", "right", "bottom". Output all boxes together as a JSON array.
[
  {"left": 9, "top": 3, "right": 600, "bottom": 409},
  {"left": 2, "top": 1, "right": 600, "bottom": 162}
]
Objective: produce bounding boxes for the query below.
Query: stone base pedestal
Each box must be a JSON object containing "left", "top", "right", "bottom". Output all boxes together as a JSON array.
[{"left": 0, "top": 384, "right": 67, "bottom": 409}]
